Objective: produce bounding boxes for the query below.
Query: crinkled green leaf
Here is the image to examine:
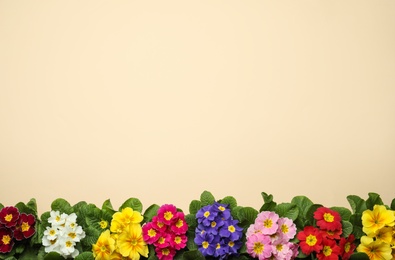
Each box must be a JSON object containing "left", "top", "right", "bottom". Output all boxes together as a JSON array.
[
  {"left": 347, "top": 195, "right": 366, "bottom": 214},
  {"left": 189, "top": 200, "right": 202, "bottom": 215},
  {"left": 143, "top": 204, "right": 160, "bottom": 223},
  {"left": 185, "top": 213, "right": 197, "bottom": 229},
  {"left": 182, "top": 250, "right": 205, "bottom": 260},
  {"left": 119, "top": 198, "right": 143, "bottom": 212},
  {"left": 331, "top": 206, "right": 352, "bottom": 221},
  {"left": 260, "top": 192, "right": 277, "bottom": 212},
  {"left": 304, "top": 204, "right": 323, "bottom": 226},
  {"left": 0, "top": 203, "right": 3, "bottom": 210},
  {"left": 391, "top": 198, "right": 395, "bottom": 211},
  {"left": 237, "top": 207, "right": 258, "bottom": 229},
  {"left": 274, "top": 203, "right": 299, "bottom": 220},
  {"left": 342, "top": 220, "right": 353, "bottom": 237},
  {"left": 186, "top": 230, "right": 198, "bottom": 250},
  {"left": 51, "top": 198, "right": 73, "bottom": 214},
  {"left": 43, "top": 252, "right": 64, "bottom": 260},
  {"left": 74, "top": 252, "right": 94, "bottom": 260},
  {"left": 366, "top": 192, "right": 384, "bottom": 210},
  {"left": 200, "top": 190, "right": 215, "bottom": 206},
  {"left": 291, "top": 195, "right": 313, "bottom": 219},
  {"left": 220, "top": 196, "right": 237, "bottom": 210}
]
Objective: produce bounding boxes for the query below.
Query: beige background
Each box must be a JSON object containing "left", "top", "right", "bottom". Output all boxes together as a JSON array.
[{"left": 1, "top": 1, "right": 394, "bottom": 215}]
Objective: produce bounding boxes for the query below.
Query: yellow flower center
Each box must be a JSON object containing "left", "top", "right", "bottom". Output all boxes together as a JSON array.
[
  {"left": 148, "top": 228, "right": 157, "bottom": 237},
  {"left": 5, "top": 214, "right": 13, "bottom": 222},
  {"left": 162, "top": 248, "right": 170, "bottom": 255},
  {"left": 276, "top": 244, "right": 283, "bottom": 251},
  {"left": 324, "top": 213, "right": 334, "bottom": 222},
  {"left": 216, "top": 243, "right": 221, "bottom": 249},
  {"left": 100, "top": 245, "right": 107, "bottom": 252},
  {"left": 204, "top": 211, "right": 210, "bottom": 218},
  {"left": 202, "top": 241, "right": 209, "bottom": 249},
  {"left": 158, "top": 237, "right": 165, "bottom": 244},
  {"left": 344, "top": 242, "right": 350, "bottom": 253},
  {"left": 50, "top": 239, "right": 57, "bottom": 245},
  {"left": 211, "top": 221, "right": 217, "bottom": 227},
  {"left": 176, "top": 219, "right": 184, "bottom": 228},
  {"left": 281, "top": 224, "right": 289, "bottom": 234},
  {"left": 229, "top": 241, "right": 234, "bottom": 247},
  {"left": 174, "top": 236, "right": 181, "bottom": 244},
  {"left": 131, "top": 239, "right": 137, "bottom": 246},
  {"left": 49, "top": 229, "right": 56, "bottom": 236},
  {"left": 253, "top": 242, "right": 264, "bottom": 254},
  {"left": 2, "top": 235, "right": 11, "bottom": 245},
  {"left": 306, "top": 234, "right": 317, "bottom": 246},
  {"left": 323, "top": 245, "right": 332, "bottom": 256},
  {"left": 69, "top": 223, "right": 76, "bottom": 228},
  {"left": 228, "top": 225, "right": 235, "bottom": 233},
  {"left": 56, "top": 216, "right": 61, "bottom": 222},
  {"left": 218, "top": 206, "right": 225, "bottom": 211},
  {"left": 99, "top": 220, "right": 108, "bottom": 229},
  {"left": 66, "top": 241, "right": 73, "bottom": 247},
  {"left": 21, "top": 222, "right": 30, "bottom": 232},
  {"left": 157, "top": 221, "right": 164, "bottom": 228},
  {"left": 164, "top": 211, "right": 173, "bottom": 221},
  {"left": 68, "top": 232, "right": 76, "bottom": 239},
  {"left": 263, "top": 219, "right": 273, "bottom": 228}
]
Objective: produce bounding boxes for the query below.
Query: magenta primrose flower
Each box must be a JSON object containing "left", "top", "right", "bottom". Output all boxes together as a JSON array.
[{"left": 255, "top": 211, "right": 279, "bottom": 235}]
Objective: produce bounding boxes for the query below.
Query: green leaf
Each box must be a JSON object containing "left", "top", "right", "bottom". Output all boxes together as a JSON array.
[
  {"left": 15, "top": 201, "right": 36, "bottom": 216},
  {"left": 237, "top": 207, "right": 258, "bottom": 229},
  {"left": 304, "top": 204, "right": 323, "bottom": 226},
  {"left": 119, "top": 198, "right": 143, "bottom": 212},
  {"left": 260, "top": 192, "right": 277, "bottom": 212},
  {"left": 74, "top": 252, "right": 94, "bottom": 260},
  {"left": 366, "top": 192, "right": 384, "bottom": 210},
  {"left": 182, "top": 250, "right": 206, "bottom": 260},
  {"left": 51, "top": 198, "right": 73, "bottom": 214},
  {"left": 220, "top": 196, "right": 237, "bottom": 210},
  {"left": 147, "top": 244, "right": 158, "bottom": 260},
  {"left": 15, "top": 243, "right": 24, "bottom": 254},
  {"left": 391, "top": 198, "right": 395, "bottom": 210},
  {"left": 274, "top": 203, "right": 299, "bottom": 220},
  {"left": 18, "top": 246, "right": 40, "bottom": 260},
  {"left": 342, "top": 220, "right": 353, "bottom": 237},
  {"left": 352, "top": 225, "right": 365, "bottom": 239},
  {"left": 186, "top": 230, "right": 197, "bottom": 250},
  {"left": 40, "top": 211, "right": 51, "bottom": 229},
  {"left": 350, "top": 252, "right": 370, "bottom": 260},
  {"left": 347, "top": 195, "right": 366, "bottom": 214},
  {"left": 331, "top": 206, "right": 352, "bottom": 221},
  {"left": 185, "top": 214, "right": 197, "bottom": 229},
  {"left": 0, "top": 203, "right": 3, "bottom": 210},
  {"left": 143, "top": 204, "right": 160, "bottom": 223},
  {"left": 43, "top": 252, "right": 64, "bottom": 260},
  {"left": 200, "top": 190, "right": 215, "bottom": 206},
  {"left": 291, "top": 196, "right": 313, "bottom": 219},
  {"left": 189, "top": 200, "right": 202, "bottom": 215}
]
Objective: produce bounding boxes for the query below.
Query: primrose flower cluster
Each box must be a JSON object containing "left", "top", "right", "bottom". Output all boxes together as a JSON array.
[
  {"left": 245, "top": 211, "right": 298, "bottom": 260},
  {"left": 92, "top": 207, "right": 148, "bottom": 260},
  {"left": 297, "top": 207, "right": 356, "bottom": 260},
  {"left": 142, "top": 204, "right": 188, "bottom": 260},
  {"left": 357, "top": 205, "right": 395, "bottom": 260},
  {"left": 0, "top": 206, "right": 36, "bottom": 253},
  {"left": 42, "top": 211, "right": 85, "bottom": 258},
  {"left": 194, "top": 202, "right": 243, "bottom": 259}
]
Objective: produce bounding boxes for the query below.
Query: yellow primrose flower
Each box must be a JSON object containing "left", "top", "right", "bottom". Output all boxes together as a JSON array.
[
  {"left": 110, "top": 208, "right": 143, "bottom": 234},
  {"left": 92, "top": 230, "right": 116, "bottom": 260},
  {"left": 369, "top": 227, "right": 393, "bottom": 244},
  {"left": 357, "top": 236, "right": 392, "bottom": 260},
  {"left": 362, "top": 205, "right": 395, "bottom": 235},
  {"left": 117, "top": 224, "right": 148, "bottom": 260}
]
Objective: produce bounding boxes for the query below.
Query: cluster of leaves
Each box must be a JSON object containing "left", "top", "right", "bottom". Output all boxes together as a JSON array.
[{"left": 1, "top": 191, "right": 394, "bottom": 260}]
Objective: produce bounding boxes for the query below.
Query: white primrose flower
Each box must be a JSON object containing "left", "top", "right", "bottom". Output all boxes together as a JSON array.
[
  {"left": 42, "top": 211, "right": 85, "bottom": 258},
  {"left": 48, "top": 210, "right": 67, "bottom": 227},
  {"left": 43, "top": 226, "right": 59, "bottom": 240}
]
